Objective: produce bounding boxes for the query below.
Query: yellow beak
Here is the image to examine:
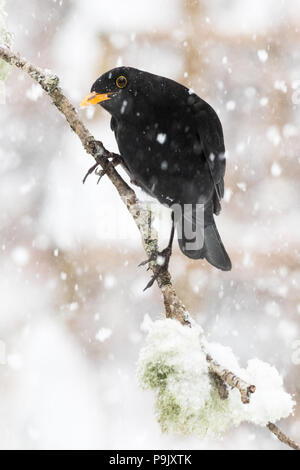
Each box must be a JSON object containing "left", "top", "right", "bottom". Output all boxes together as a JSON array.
[{"left": 80, "top": 91, "right": 113, "bottom": 108}]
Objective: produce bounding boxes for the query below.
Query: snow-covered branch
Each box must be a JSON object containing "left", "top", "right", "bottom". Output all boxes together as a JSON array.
[
  {"left": 206, "top": 354, "right": 256, "bottom": 405},
  {"left": 0, "top": 1, "right": 12, "bottom": 82},
  {"left": 0, "top": 44, "right": 298, "bottom": 451},
  {"left": 138, "top": 318, "right": 296, "bottom": 442}
]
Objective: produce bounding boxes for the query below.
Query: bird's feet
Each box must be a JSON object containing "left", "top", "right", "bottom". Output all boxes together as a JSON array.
[
  {"left": 83, "top": 141, "right": 122, "bottom": 184},
  {"left": 139, "top": 246, "right": 172, "bottom": 291}
]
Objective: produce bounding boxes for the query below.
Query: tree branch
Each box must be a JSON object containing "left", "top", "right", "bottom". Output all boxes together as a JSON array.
[
  {"left": 267, "top": 422, "right": 300, "bottom": 451},
  {"left": 206, "top": 354, "right": 256, "bottom": 405},
  {"left": 0, "top": 44, "right": 298, "bottom": 451}
]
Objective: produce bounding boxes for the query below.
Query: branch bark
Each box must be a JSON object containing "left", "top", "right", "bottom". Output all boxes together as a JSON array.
[
  {"left": 0, "top": 44, "right": 298, "bottom": 451},
  {"left": 267, "top": 423, "right": 299, "bottom": 451},
  {"left": 206, "top": 354, "right": 256, "bottom": 405}
]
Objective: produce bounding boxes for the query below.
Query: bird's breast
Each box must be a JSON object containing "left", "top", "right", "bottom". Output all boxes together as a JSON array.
[{"left": 114, "top": 118, "right": 212, "bottom": 205}]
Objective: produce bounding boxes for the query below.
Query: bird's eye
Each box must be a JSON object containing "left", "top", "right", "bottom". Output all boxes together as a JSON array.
[{"left": 116, "top": 75, "right": 127, "bottom": 89}]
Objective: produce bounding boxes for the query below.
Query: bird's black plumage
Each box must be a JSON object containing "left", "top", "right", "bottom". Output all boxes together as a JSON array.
[{"left": 87, "top": 66, "right": 231, "bottom": 271}]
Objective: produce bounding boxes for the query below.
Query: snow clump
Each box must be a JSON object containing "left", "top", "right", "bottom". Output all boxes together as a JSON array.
[{"left": 137, "top": 318, "right": 295, "bottom": 438}]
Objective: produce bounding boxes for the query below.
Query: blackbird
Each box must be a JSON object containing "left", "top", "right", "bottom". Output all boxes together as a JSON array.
[{"left": 81, "top": 67, "right": 232, "bottom": 281}]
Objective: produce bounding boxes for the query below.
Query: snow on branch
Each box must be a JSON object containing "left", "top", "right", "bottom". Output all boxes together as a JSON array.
[
  {"left": 0, "top": 0, "right": 12, "bottom": 82},
  {"left": 0, "top": 44, "right": 299, "bottom": 451},
  {"left": 138, "top": 318, "right": 295, "bottom": 439}
]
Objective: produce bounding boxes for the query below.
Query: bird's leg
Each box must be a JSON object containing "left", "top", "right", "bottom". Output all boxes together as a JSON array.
[
  {"left": 83, "top": 143, "right": 122, "bottom": 184},
  {"left": 140, "top": 211, "right": 175, "bottom": 291}
]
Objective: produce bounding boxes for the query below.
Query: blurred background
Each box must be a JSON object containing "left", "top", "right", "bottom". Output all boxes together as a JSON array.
[{"left": 0, "top": 0, "right": 299, "bottom": 450}]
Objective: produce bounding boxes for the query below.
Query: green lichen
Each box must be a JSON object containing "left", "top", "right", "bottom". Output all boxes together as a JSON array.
[
  {"left": 137, "top": 322, "right": 226, "bottom": 438},
  {"left": 138, "top": 319, "right": 295, "bottom": 440},
  {"left": 156, "top": 389, "right": 181, "bottom": 433},
  {"left": 140, "top": 356, "right": 176, "bottom": 389},
  {"left": 0, "top": 56, "right": 10, "bottom": 81},
  {"left": 155, "top": 387, "right": 225, "bottom": 438},
  {"left": 138, "top": 319, "right": 212, "bottom": 437},
  {"left": 148, "top": 370, "right": 235, "bottom": 438},
  {"left": 196, "top": 388, "right": 233, "bottom": 438}
]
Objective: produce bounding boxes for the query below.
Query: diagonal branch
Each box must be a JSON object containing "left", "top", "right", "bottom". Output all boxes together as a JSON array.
[
  {"left": 0, "top": 44, "right": 298, "bottom": 451},
  {"left": 206, "top": 354, "right": 256, "bottom": 405},
  {"left": 267, "top": 423, "right": 299, "bottom": 451}
]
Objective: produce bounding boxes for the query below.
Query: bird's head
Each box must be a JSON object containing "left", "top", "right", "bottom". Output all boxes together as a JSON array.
[
  {"left": 81, "top": 66, "right": 149, "bottom": 118},
  {"left": 81, "top": 66, "right": 189, "bottom": 120}
]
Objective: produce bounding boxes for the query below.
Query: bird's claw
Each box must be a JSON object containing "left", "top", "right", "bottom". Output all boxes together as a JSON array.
[
  {"left": 83, "top": 152, "right": 122, "bottom": 184},
  {"left": 139, "top": 247, "right": 172, "bottom": 291},
  {"left": 83, "top": 161, "right": 100, "bottom": 184},
  {"left": 138, "top": 253, "right": 156, "bottom": 267},
  {"left": 95, "top": 167, "right": 107, "bottom": 184}
]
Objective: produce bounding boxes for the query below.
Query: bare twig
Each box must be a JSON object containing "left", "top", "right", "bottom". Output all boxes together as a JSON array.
[
  {"left": 267, "top": 422, "right": 300, "bottom": 451},
  {"left": 0, "top": 44, "right": 298, "bottom": 451},
  {"left": 206, "top": 354, "right": 256, "bottom": 404},
  {"left": 209, "top": 372, "right": 229, "bottom": 401}
]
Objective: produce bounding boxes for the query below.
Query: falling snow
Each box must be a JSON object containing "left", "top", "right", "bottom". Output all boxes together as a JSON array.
[
  {"left": 156, "top": 133, "right": 167, "bottom": 145},
  {"left": 226, "top": 100, "right": 236, "bottom": 111},
  {"left": 1, "top": 0, "right": 299, "bottom": 451},
  {"left": 257, "top": 49, "right": 268, "bottom": 62},
  {"left": 271, "top": 162, "right": 282, "bottom": 177},
  {"left": 96, "top": 328, "right": 112, "bottom": 343}
]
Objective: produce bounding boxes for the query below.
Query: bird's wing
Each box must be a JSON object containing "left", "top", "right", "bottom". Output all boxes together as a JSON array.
[
  {"left": 110, "top": 116, "right": 144, "bottom": 185},
  {"left": 193, "top": 99, "right": 226, "bottom": 214},
  {"left": 110, "top": 116, "right": 117, "bottom": 132}
]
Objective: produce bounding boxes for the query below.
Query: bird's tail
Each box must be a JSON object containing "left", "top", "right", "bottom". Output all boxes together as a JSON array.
[{"left": 175, "top": 201, "right": 232, "bottom": 271}]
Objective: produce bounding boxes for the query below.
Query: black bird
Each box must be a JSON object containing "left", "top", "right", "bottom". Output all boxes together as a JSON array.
[{"left": 81, "top": 67, "right": 232, "bottom": 285}]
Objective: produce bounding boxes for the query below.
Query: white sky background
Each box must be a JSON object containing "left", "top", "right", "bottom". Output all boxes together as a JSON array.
[{"left": 0, "top": 0, "right": 300, "bottom": 450}]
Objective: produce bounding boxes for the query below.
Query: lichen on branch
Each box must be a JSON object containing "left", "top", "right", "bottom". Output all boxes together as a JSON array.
[{"left": 138, "top": 318, "right": 295, "bottom": 439}]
